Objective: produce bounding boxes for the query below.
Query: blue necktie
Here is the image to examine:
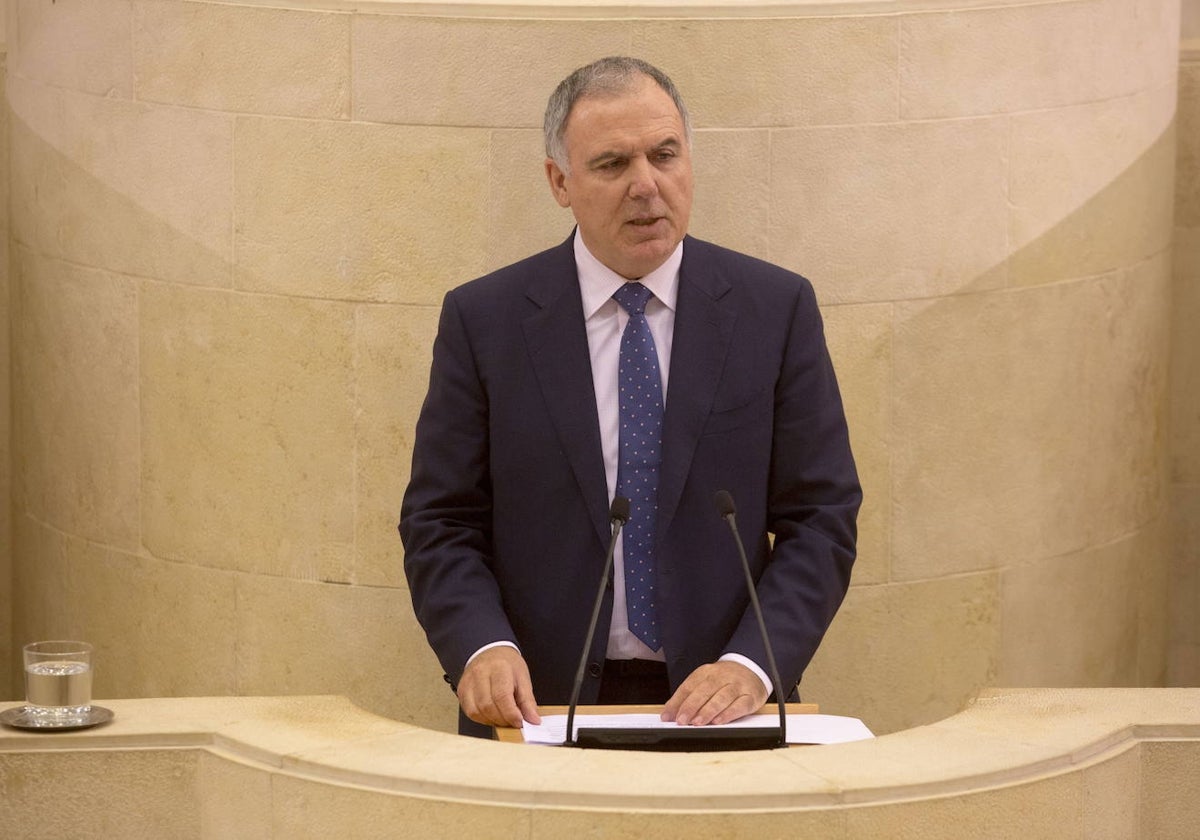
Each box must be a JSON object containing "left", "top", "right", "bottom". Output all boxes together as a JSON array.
[{"left": 612, "top": 282, "right": 663, "bottom": 651}]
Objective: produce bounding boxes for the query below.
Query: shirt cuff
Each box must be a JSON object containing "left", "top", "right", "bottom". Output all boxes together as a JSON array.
[
  {"left": 466, "top": 640, "right": 519, "bottom": 668},
  {"left": 719, "top": 653, "right": 773, "bottom": 696}
]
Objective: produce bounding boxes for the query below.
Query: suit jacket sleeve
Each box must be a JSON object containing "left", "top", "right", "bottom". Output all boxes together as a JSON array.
[
  {"left": 399, "top": 289, "right": 517, "bottom": 685},
  {"left": 720, "top": 276, "right": 860, "bottom": 692}
]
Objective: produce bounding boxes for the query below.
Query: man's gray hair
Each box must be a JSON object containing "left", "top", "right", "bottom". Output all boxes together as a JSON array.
[{"left": 544, "top": 56, "right": 693, "bottom": 173}]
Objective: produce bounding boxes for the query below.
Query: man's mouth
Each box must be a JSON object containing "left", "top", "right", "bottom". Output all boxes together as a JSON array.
[{"left": 629, "top": 217, "right": 662, "bottom": 227}]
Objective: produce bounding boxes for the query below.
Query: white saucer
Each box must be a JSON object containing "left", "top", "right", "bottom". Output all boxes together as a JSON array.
[{"left": 0, "top": 705, "right": 114, "bottom": 732}]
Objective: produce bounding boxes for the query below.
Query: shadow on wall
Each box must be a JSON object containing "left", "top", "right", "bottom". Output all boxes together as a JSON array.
[{"left": 3, "top": 69, "right": 1179, "bottom": 736}]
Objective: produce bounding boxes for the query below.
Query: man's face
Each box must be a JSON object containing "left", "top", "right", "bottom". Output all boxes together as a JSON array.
[{"left": 545, "top": 76, "right": 694, "bottom": 280}]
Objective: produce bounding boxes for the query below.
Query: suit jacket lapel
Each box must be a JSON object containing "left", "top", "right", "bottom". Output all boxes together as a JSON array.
[
  {"left": 521, "top": 238, "right": 612, "bottom": 548},
  {"left": 658, "top": 238, "right": 736, "bottom": 535}
]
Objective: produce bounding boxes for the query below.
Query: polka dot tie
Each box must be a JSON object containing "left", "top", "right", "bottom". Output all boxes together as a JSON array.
[{"left": 613, "top": 282, "right": 663, "bottom": 651}]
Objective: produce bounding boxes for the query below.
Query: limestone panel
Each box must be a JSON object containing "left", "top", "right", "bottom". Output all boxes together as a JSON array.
[
  {"left": 891, "top": 267, "right": 1167, "bottom": 580},
  {"left": 72, "top": 545, "right": 239, "bottom": 700},
  {"left": 133, "top": 0, "right": 350, "bottom": 119},
  {"left": 0, "top": 59, "right": 11, "bottom": 701},
  {"left": 632, "top": 15, "right": 898, "bottom": 127},
  {"left": 140, "top": 283, "right": 357, "bottom": 581},
  {"left": 11, "top": 513, "right": 72, "bottom": 649},
  {"left": 999, "top": 535, "right": 1142, "bottom": 687},
  {"left": 1173, "top": 230, "right": 1200, "bottom": 484},
  {"left": 688, "top": 129, "right": 771, "bottom": 261},
  {"left": 1091, "top": 0, "right": 1184, "bottom": 98},
  {"left": 770, "top": 118, "right": 1008, "bottom": 304},
  {"left": 7, "top": 75, "right": 233, "bottom": 287},
  {"left": 234, "top": 116, "right": 489, "bottom": 304},
  {"left": 487, "top": 129, "right": 576, "bottom": 271},
  {"left": 1136, "top": 513, "right": 1171, "bottom": 686},
  {"left": 352, "top": 15, "right": 628, "bottom": 127},
  {"left": 0, "top": 750, "right": 201, "bottom": 838},
  {"left": 1081, "top": 745, "right": 1141, "bottom": 840},
  {"left": 197, "top": 752, "right": 272, "bottom": 840},
  {"left": 1169, "top": 484, "right": 1200, "bottom": 685},
  {"left": 272, "top": 775, "right": 532, "bottom": 839},
  {"left": 1008, "top": 87, "right": 1177, "bottom": 286},
  {"left": 12, "top": 249, "right": 139, "bottom": 550},
  {"left": 1141, "top": 740, "right": 1200, "bottom": 838},
  {"left": 1179, "top": 60, "right": 1200, "bottom": 227},
  {"left": 234, "top": 574, "right": 453, "bottom": 731},
  {"left": 820, "top": 302, "right": 892, "bottom": 586},
  {"left": 801, "top": 573, "right": 1000, "bottom": 735},
  {"left": 844, "top": 771, "right": 1083, "bottom": 839},
  {"left": 900, "top": 0, "right": 1105, "bottom": 119},
  {"left": 354, "top": 302, "right": 440, "bottom": 588},
  {"left": 12, "top": 0, "right": 132, "bottom": 97},
  {"left": 1082, "top": 256, "right": 1171, "bottom": 547}
]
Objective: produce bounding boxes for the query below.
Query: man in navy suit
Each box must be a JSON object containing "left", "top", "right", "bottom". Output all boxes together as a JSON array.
[{"left": 400, "top": 57, "right": 860, "bottom": 737}]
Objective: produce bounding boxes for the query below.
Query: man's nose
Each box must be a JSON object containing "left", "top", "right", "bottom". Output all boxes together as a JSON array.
[{"left": 626, "top": 156, "right": 660, "bottom": 200}]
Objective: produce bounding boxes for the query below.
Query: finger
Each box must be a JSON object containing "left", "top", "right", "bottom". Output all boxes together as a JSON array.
[{"left": 513, "top": 671, "right": 542, "bottom": 725}]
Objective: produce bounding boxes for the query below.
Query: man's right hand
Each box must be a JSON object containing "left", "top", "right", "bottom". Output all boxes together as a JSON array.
[{"left": 456, "top": 645, "right": 542, "bottom": 729}]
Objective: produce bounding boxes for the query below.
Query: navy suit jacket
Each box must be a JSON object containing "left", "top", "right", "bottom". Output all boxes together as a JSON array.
[{"left": 400, "top": 234, "right": 860, "bottom": 719}]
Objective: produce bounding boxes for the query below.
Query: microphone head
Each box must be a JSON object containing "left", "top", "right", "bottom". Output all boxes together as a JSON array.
[
  {"left": 610, "top": 495, "right": 631, "bottom": 524},
  {"left": 714, "top": 490, "right": 736, "bottom": 518}
]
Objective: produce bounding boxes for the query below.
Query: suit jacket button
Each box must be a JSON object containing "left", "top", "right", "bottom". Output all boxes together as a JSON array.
[{"left": 588, "top": 661, "right": 602, "bottom": 678}]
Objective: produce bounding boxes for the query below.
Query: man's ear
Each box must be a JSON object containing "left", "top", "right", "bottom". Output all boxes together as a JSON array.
[{"left": 545, "top": 158, "right": 571, "bottom": 208}]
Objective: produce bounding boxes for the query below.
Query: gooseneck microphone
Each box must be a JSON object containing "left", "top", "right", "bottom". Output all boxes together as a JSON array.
[
  {"left": 714, "top": 490, "right": 787, "bottom": 747},
  {"left": 564, "top": 496, "right": 630, "bottom": 746}
]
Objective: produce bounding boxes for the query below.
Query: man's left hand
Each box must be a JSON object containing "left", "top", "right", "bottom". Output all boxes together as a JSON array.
[{"left": 660, "top": 660, "right": 769, "bottom": 726}]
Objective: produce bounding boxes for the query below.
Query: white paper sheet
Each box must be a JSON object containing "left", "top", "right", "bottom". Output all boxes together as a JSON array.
[{"left": 520, "top": 713, "right": 874, "bottom": 746}]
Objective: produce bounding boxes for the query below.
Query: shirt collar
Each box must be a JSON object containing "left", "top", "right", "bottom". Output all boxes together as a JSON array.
[{"left": 575, "top": 230, "right": 682, "bottom": 320}]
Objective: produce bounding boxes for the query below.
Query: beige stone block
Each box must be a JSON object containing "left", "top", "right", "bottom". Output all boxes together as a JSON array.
[
  {"left": 899, "top": 1, "right": 1100, "bottom": 119},
  {"left": 633, "top": 16, "right": 898, "bottom": 127},
  {"left": 844, "top": 772, "right": 1083, "bottom": 839},
  {"left": 12, "top": 249, "right": 139, "bottom": 549},
  {"left": 770, "top": 119, "right": 1008, "bottom": 304},
  {"left": 1169, "top": 485, "right": 1200, "bottom": 655},
  {"left": 14, "top": 515, "right": 239, "bottom": 699},
  {"left": 1178, "top": 61, "right": 1200, "bottom": 228},
  {"left": 352, "top": 16, "right": 629, "bottom": 127},
  {"left": 12, "top": 0, "right": 132, "bottom": 97},
  {"left": 0, "top": 750, "right": 200, "bottom": 838},
  {"left": 272, "top": 775, "right": 531, "bottom": 839},
  {"left": 802, "top": 573, "right": 1000, "bottom": 735},
  {"left": 197, "top": 752, "right": 272, "bottom": 840},
  {"left": 821, "top": 302, "right": 892, "bottom": 586},
  {"left": 891, "top": 263, "right": 1168, "bottom": 580},
  {"left": 487, "top": 129, "right": 576, "bottom": 271},
  {"left": 234, "top": 116, "right": 489, "bottom": 304},
  {"left": 1092, "top": 0, "right": 1184, "bottom": 98},
  {"left": 532, "top": 809, "right": 846, "bottom": 839},
  {"left": 11, "top": 512, "right": 73, "bottom": 647},
  {"left": 7, "top": 75, "right": 233, "bottom": 286},
  {"left": 689, "top": 129, "right": 771, "bottom": 260},
  {"left": 354, "top": 303, "right": 441, "bottom": 588},
  {"left": 1081, "top": 745, "right": 1141, "bottom": 840},
  {"left": 234, "top": 574, "right": 453, "bottom": 732},
  {"left": 1141, "top": 740, "right": 1200, "bottom": 838},
  {"left": 133, "top": 0, "right": 350, "bottom": 119},
  {"left": 1171, "top": 230, "right": 1200, "bottom": 484},
  {"left": 1008, "top": 88, "right": 1176, "bottom": 286},
  {"left": 140, "top": 283, "right": 357, "bottom": 581},
  {"left": 1136, "top": 514, "right": 1171, "bottom": 686},
  {"left": 999, "top": 536, "right": 1141, "bottom": 687}
]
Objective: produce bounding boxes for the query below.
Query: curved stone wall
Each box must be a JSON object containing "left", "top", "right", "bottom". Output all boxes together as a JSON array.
[{"left": 4, "top": 0, "right": 1181, "bottom": 734}]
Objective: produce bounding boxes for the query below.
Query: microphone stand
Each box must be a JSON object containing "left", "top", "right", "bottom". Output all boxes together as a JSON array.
[
  {"left": 715, "top": 490, "right": 788, "bottom": 747},
  {"left": 564, "top": 497, "right": 629, "bottom": 746}
]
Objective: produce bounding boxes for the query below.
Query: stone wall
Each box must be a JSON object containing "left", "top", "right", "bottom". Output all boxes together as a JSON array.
[{"left": 1, "top": 0, "right": 1186, "bottom": 735}]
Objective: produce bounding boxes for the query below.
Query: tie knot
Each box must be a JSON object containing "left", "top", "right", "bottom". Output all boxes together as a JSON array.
[{"left": 613, "top": 282, "right": 654, "bottom": 316}]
